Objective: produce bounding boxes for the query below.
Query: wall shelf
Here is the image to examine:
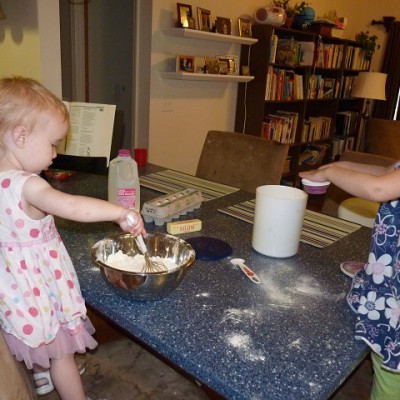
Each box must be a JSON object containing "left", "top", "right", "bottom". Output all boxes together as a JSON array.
[
  {"left": 161, "top": 71, "right": 254, "bottom": 83},
  {"left": 163, "top": 28, "right": 257, "bottom": 45}
]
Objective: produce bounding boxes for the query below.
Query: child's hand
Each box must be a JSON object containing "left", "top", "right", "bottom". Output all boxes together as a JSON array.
[
  {"left": 118, "top": 209, "right": 147, "bottom": 237},
  {"left": 299, "top": 165, "right": 331, "bottom": 182}
]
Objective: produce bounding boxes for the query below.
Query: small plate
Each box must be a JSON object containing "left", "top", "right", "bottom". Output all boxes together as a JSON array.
[
  {"left": 340, "top": 260, "right": 365, "bottom": 278},
  {"left": 186, "top": 237, "right": 233, "bottom": 260}
]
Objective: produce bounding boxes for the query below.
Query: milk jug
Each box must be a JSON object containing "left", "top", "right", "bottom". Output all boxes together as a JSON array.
[{"left": 108, "top": 149, "right": 140, "bottom": 211}]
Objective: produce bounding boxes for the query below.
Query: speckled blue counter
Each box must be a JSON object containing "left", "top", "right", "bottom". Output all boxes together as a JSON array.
[{"left": 52, "top": 166, "right": 369, "bottom": 400}]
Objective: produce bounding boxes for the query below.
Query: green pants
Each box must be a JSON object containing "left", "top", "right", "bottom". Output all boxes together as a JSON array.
[{"left": 371, "top": 352, "right": 400, "bottom": 400}]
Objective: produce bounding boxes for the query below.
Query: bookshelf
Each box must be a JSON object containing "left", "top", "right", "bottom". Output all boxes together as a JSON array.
[{"left": 234, "top": 24, "right": 368, "bottom": 186}]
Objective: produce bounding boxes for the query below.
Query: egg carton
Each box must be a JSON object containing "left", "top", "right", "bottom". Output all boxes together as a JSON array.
[{"left": 141, "top": 188, "right": 203, "bottom": 226}]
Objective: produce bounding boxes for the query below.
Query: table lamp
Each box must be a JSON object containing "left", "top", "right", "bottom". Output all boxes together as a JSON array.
[
  {"left": 351, "top": 71, "right": 387, "bottom": 150},
  {"left": 351, "top": 71, "right": 387, "bottom": 117}
]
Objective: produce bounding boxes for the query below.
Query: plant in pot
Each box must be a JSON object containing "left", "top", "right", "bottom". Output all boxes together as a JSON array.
[
  {"left": 356, "top": 31, "right": 379, "bottom": 61},
  {"left": 272, "top": 0, "right": 308, "bottom": 28}
]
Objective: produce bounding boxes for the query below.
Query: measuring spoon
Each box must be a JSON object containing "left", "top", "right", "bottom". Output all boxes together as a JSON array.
[{"left": 230, "top": 258, "right": 261, "bottom": 284}]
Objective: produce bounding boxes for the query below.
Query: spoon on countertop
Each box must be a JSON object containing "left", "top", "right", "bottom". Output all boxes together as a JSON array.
[{"left": 230, "top": 258, "right": 261, "bottom": 284}]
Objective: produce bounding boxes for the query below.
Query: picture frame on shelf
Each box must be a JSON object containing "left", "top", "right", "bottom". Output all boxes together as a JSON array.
[
  {"left": 218, "top": 58, "right": 230, "bottom": 75},
  {"left": 238, "top": 17, "right": 252, "bottom": 38},
  {"left": 204, "top": 57, "right": 220, "bottom": 74},
  {"left": 217, "top": 55, "right": 239, "bottom": 75},
  {"left": 215, "top": 17, "right": 231, "bottom": 35},
  {"left": 197, "top": 7, "right": 211, "bottom": 32},
  {"left": 176, "top": 55, "right": 195, "bottom": 73},
  {"left": 187, "top": 16, "right": 196, "bottom": 29},
  {"left": 176, "top": 3, "right": 192, "bottom": 28}
]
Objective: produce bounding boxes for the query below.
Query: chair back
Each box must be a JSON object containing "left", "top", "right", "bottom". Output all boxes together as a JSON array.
[
  {"left": 196, "top": 130, "right": 289, "bottom": 193},
  {"left": 365, "top": 118, "right": 400, "bottom": 160}
]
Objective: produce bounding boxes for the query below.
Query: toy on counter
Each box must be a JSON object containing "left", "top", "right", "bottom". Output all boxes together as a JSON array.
[{"left": 141, "top": 188, "right": 203, "bottom": 226}]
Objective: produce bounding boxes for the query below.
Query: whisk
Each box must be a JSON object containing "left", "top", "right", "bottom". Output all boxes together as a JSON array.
[{"left": 126, "top": 215, "right": 167, "bottom": 273}]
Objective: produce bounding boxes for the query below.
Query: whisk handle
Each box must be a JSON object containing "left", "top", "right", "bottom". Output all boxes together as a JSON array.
[{"left": 136, "top": 234, "right": 148, "bottom": 254}]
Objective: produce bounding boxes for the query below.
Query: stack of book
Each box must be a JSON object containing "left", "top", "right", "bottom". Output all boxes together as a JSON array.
[
  {"left": 270, "top": 34, "right": 315, "bottom": 67},
  {"left": 307, "top": 75, "right": 340, "bottom": 99},
  {"left": 315, "top": 43, "right": 345, "bottom": 69},
  {"left": 301, "top": 116, "right": 332, "bottom": 142},
  {"left": 262, "top": 111, "right": 299, "bottom": 144},
  {"left": 265, "top": 67, "right": 304, "bottom": 101},
  {"left": 344, "top": 46, "right": 370, "bottom": 70}
]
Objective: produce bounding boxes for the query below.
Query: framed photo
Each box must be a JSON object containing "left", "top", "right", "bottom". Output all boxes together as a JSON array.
[
  {"left": 187, "top": 16, "right": 196, "bottom": 29},
  {"left": 218, "top": 58, "right": 230, "bottom": 75},
  {"left": 176, "top": 55, "right": 195, "bottom": 73},
  {"left": 216, "top": 17, "right": 231, "bottom": 35},
  {"left": 197, "top": 7, "right": 211, "bottom": 32},
  {"left": 238, "top": 17, "right": 252, "bottom": 38},
  {"left": 217, "top": 55, "right": 238, "bottom": 75},
  {"left": 204, "top": 57, "right": 219, "bottom": 74},
  {"left": 177, "top": 3, "right": 192, "bottom": 28}
]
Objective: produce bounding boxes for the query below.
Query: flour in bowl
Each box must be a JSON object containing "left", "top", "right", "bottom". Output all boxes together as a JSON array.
[{"left": 106, "top": 250, "right": 179, "bottom": 272}]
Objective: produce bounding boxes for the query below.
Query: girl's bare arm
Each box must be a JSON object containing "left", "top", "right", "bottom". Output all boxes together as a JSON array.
[{"left": 22, "top": 175, "right": 145, "bottom": 235}]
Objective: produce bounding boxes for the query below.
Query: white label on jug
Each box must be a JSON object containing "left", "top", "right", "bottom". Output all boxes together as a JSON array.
[{"left": 117, "top": 188, "right": 136, "bottom": 209}]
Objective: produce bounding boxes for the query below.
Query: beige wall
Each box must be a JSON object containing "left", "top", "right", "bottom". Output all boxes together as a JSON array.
[
  {"left": 1, "top": 0, "right": 400, "bottom": 174},
  {"left": 0, "top": 0, "right": 61, "bottom": 96},
  {"left": 148, "top": 0, "right": 400, "bottom": 174}
]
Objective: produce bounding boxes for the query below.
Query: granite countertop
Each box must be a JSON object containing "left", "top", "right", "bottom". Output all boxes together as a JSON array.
[{"left": 53, "top": 169, "right": 370, "bottom": 400}]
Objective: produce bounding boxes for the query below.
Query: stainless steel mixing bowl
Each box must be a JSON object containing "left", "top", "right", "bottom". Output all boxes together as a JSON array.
[{"left": 91, "top": 232, "right": 195, "bottom": 301}]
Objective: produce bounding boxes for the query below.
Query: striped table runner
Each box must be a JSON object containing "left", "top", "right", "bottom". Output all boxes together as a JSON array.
[
  {"left": 140, "top": 169, "right": 239, "bottom": 201},
  {"left": 218, "top": 199, "right": 361, "bottom": 248}
]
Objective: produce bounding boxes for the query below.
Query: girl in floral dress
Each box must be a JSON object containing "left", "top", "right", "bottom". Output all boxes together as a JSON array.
[
  {"left": 0, "top": 76, "right": 146, "bottom": 400},
  {"left": 300, "top": 159, "right": 400, "bottom": 400}
]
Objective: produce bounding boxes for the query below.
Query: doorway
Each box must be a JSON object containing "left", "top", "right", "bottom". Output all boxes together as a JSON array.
[{"left": 59, "top": 0, "right": 134, "bottom": 149}]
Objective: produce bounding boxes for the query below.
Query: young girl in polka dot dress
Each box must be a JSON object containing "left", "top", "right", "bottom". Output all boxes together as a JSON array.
[
  {"left": 300, "top": 159, "right": 400, "bottom": 400},
  {"left": 0, "top": 76, "right": 146, "bottom": 400}
]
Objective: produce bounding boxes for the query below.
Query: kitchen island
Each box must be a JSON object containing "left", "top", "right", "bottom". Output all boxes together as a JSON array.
[{"left": 52, "top": 166, "right": 369, "bottom": 400}]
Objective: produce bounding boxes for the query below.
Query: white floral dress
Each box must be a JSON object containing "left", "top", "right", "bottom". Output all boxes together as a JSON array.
[
  {"left": 347, "top": 194, "right": 400, "bottom": 372},
  {"left": 0, "top": 170, "right": 96, "bottom": 367}
]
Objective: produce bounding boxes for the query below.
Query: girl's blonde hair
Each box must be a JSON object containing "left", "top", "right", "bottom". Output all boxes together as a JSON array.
[{"left": 0, "top": 76, "right": 69, "bottom": 135}]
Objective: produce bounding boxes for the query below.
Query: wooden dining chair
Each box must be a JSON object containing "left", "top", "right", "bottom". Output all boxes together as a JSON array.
[{"left": 196, "top": 130, "right": 289, "bottom": 193}]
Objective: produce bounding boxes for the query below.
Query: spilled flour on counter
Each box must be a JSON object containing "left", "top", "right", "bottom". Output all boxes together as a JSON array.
[
  {"left": 106, "top": 250, "right": 179, "bottom": 272},
  {"left": 221, "top": 308, "right": 266, "bottom": 362},
  {"left": 226, "top": 332, "right": 265, "bottom": 362},
  {"left": 258, "top": 262, "right": 345, "bottom": 307}
]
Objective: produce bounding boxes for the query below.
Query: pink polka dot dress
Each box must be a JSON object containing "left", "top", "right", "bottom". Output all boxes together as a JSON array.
[{"left": 0, "top": 171, "right": 97, "bottom": 369}]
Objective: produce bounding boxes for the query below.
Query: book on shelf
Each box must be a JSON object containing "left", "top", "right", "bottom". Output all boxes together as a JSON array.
[
  {"left": 273, "top": 37, "right": 314, "bottom": 66},
  {"left": 340, "top": 76, "right": 357, "bottom": 98},
  {"left": 269, "top": 33, "right": 278, "bottom": 63},
  {"left": 331, "top": 136, "right": 355, "bottom": 160},
  {"left": 57, "top": 102, "right": 116, "bottom": 165},
  {"left": 299, "top": 143, "right": 330, "bottom": 166},
  {"left": 303, "top": 116, "right": 331, "bottom": 141},
  {"left": 265, "top": 68, "right": 304, "bottom": 101},
  {"left": 297, "top": 41, "right": 315, "bottom": 66},
  {"left": 315, "top": 43, "right": 344, "bottom": 68},
  {"left": 335, "top": 110, "right": 359, "bottom": 136},
  {"left": 262, "top": 111, "right": 298, "bottom": 144}
]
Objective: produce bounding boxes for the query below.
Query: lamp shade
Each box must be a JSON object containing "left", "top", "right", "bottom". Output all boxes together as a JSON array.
[{"left": 351, "top": 72, "right": 387, "bottom": 101}]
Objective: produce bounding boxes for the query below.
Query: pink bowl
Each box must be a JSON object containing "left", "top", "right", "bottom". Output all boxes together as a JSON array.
[{"left": 301, "top": 179, "right": 330, "bottom": 195}]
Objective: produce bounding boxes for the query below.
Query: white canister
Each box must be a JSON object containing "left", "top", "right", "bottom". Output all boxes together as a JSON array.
[{"left": 252, "top": 185, "right": 308, "bottom": 258}]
